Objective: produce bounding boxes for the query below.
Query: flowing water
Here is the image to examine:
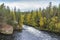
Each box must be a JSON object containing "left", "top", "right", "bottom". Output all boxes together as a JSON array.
[{"left": 0, "top": 25, "right": 60, "bottom": 40}]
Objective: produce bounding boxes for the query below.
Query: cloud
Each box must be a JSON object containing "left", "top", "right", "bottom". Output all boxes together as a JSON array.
[
  {"left": 3, "top": 2, "right": 49, "bottom": 11},
  {"left": 0, "top": 0, "right": 60, "bottom": 2},
  {"left": 0, "top": 1, "right": 60, "bottom": 11}
]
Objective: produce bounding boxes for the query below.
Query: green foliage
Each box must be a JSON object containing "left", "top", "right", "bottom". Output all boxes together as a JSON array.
[
  {"left": 23, "top": 2, "right": 60, "bottom": 33},
  {"left": 0, "top": 2, "right": 60, "bottom": 33},
  {"left": 0, "top": 3, "right": 24, "bottom": 30}
]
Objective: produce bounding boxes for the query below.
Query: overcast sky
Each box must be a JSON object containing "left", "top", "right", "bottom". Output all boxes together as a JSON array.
[{"left": 0, "top": 0, "right": 60, "bottom": 11}]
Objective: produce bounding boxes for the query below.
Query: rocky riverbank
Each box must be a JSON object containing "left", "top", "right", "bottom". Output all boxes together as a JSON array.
[{"left": 0, "top": 23, "right": 13, "bottom": 34}]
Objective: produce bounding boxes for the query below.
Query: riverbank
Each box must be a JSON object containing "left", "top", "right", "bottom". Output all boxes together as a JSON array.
[
  {"left": 0, "top": 25, "right": 60, "bottom": 40},
  {"left": 24, "top": 24, "right": 60, "bottom": 35}
]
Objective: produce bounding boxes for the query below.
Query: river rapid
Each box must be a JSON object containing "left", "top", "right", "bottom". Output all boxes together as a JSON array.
[{"left": 0, "top": 25, "right": 60, "bottom": 40}]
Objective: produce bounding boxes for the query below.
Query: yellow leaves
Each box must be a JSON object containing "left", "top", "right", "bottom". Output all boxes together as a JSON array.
[
  {"left": 54, "top": 22, "right": 60, "bottom": 32},
  {"left": 19, "top": 14, "right": 24, "bottom": 29},
  {"left": 51, "top": 18, "right": 55, "bottom": 21},
  {"left": 55, "top": 22, "right": 60, "bottom": 29},
  {"left": 57, "top": 23, "right": 60, "bottom": 30},
  {"left": 40, "top": 21, "right": 44, "bottom": 27},
  {"left": 39, "top": 17, "right": 44, "bottom": 27},
  {"left": 26, "top": 14, "right": 31, "bottom": 23},
  {"left": 57, "top": 23, "right": 60, "bottom": 27},
  {"left": 20, "top": 15, "right": 24, "bottom": 23},
  {"left": 32, "top": 22, "right": 37, "bottom": 27},
  {"left": 12, "top": 11, "right": 16, "bottom": 21},
  {"left": 44, "top": 17, "right": 46, "bottom": 20},
  {"left": 44, "top": 17, "right": 47, "bottom": 23},
  {"left": 32, "top": 11, "right": 36, "bottom": 16},
  {"left": 49, "top": 21, "right": 54, "bottom": 26},
  {"left": 38, "top": 10, "right": 42, "bottom": 17},
  {"left": 51, "top": 16, "right": 58, "bottom": 22},
  {"left": 50, "top": 9, "right": 53, "bottom": 15},
  {"left": 55, "top": 23, "right": 57, "bottom": 28}
]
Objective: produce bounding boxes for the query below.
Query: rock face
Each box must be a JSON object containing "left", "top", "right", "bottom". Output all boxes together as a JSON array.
[{"left": 0, "top": 24, "right": 13, "bottom": 34}]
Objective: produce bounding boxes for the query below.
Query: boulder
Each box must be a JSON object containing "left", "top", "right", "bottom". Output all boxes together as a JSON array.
[{"left": 0, "top": 24, "right": 13, "bottom": 34}]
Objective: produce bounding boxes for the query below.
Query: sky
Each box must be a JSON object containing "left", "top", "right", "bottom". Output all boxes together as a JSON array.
[{"left": 0, "top": 0, "right": 60, "bottom": 11}]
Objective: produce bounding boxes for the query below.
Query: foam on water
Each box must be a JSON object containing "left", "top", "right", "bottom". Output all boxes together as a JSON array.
[{"left": 23, "top": 25, "right": 51, "bottom": 38}]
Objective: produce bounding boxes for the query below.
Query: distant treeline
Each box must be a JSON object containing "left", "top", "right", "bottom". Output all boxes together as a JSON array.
[{"left": 0, "top": 2, "right": 60, "bottom": 32}]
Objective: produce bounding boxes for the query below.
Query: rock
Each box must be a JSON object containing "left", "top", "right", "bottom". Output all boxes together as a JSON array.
[{"left": 0, "top": 24, "right": 13, "bottom": 34}]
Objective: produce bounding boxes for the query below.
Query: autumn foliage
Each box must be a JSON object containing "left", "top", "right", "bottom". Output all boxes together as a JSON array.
[{"left": 0, "top": 2, "right": 60, "bottom": 32}]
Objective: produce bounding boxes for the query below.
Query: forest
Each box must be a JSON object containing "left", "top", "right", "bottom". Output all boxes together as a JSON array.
[{"left": 0, "top": 2, "right": 60, "bottom": 33}]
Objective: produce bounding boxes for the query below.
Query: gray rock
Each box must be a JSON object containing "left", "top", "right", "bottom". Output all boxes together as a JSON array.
[{"left": 0, "top": 24, "right": 13, "bottom": 34}]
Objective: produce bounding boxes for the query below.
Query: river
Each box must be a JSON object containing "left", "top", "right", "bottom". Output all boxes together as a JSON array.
[{"left": 0, "top": 25, "right": 60, "bottom": 40}]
